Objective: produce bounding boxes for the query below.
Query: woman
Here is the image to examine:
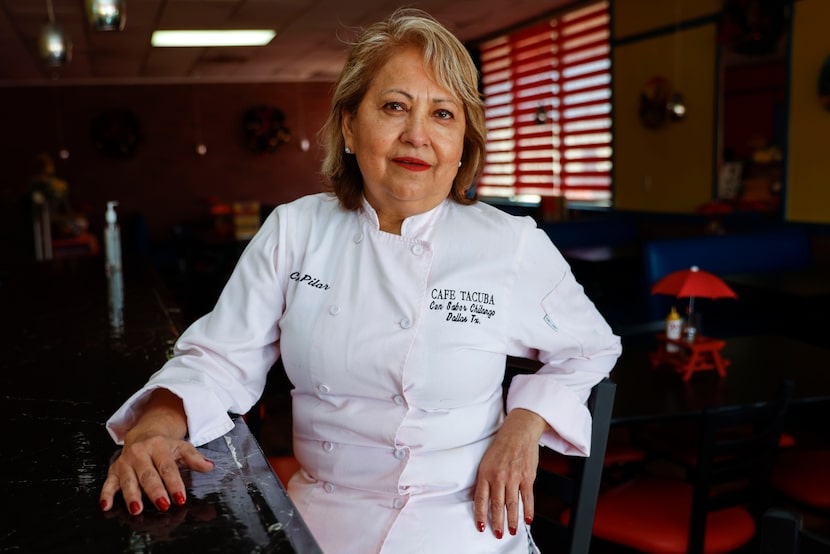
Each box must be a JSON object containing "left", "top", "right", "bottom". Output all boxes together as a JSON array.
[{"left": 100, "top": 9, "right": 621, "bottom": 553}]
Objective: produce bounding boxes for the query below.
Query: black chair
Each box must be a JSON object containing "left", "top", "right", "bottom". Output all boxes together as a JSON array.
[
  {"left": 761, "top": 509, "right": 830, "bottom": 554},
  {"left": 589, "top": 380, "right": 793, "bottom": 554},
  {"left": 531, "top": 378, "right": 616, "bottom": 554}
]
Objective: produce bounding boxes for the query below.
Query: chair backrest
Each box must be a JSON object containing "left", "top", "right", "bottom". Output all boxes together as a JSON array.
[
  {"left": 761, "top": 509, "right": 830, "bottom": 554},
  {"left": 686, "top": 380, "right": 794, "bottom": 553},
  {"left": 532, "top": 378, "right": 616, "bottom": 554}
]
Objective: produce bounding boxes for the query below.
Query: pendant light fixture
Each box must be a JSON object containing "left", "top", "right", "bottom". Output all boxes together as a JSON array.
[
  {"left": 85, "top": 0, "right": 126, "bottom": 32},
  {"left": 39, "top": 0, "right": 72, "bottom": 67}
]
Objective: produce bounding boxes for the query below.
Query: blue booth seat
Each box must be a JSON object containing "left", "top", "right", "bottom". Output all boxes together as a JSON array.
[{"left": 642, "top": 227, "right": 812, "bottom": 323}]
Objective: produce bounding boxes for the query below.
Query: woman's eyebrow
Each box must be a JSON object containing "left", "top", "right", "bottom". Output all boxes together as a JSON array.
[{"left": 382, "top": 88, "right": 459, "bottom": 106}]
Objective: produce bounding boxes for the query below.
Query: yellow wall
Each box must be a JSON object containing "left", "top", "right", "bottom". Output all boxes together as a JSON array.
[
  {"left": 612, "top": 1, "right": 719, "bottom": 212},
  {"left": 786, "top": 0, "right": 830, "bottom": 224},
  {"left": 614, "top": 0, "right": 721, "bottom": 38}
]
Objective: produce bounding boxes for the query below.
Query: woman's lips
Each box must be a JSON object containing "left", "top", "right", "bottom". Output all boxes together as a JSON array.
[{"left": 392, "top": 157, "right": 431, "bottom": 172}]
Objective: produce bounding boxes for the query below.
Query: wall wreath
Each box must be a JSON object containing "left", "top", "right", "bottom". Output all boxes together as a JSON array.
[
  {"left": 92, "top": 109, "right": 141, "bottom": 158},
  {"left": 242, "top": 105, "right": 291, "bottom": 154}
]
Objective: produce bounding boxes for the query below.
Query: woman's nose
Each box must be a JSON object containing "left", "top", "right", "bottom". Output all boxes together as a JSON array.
[{"left": 400, "top": 114, "right": 429, "bottom": 147}]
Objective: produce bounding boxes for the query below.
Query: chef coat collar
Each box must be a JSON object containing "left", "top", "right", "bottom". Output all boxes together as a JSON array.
[{"left": 359, "top": 196, "right": 447, "bottom": 238}]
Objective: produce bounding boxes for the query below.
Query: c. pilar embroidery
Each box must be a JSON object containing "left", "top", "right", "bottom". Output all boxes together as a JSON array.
[{"left": 290, "top": 271, "right": 331, "bottom": 290}]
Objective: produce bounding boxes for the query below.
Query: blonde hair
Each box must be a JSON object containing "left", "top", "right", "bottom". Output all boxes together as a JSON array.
[{"left": 320, "top": 8, "right": 486, "bottom": 210}]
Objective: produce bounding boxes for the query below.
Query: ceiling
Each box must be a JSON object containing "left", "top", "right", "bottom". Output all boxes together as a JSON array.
[{"left": 0, "top": 0, "right": 574, "bottom": 87}]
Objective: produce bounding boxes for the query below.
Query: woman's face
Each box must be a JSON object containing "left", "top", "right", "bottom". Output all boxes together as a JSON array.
[{"left": 342, "top": 46, "right": 466, "bottom": 230}]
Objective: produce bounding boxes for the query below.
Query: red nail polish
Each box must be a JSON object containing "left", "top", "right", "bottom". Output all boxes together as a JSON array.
[
  {"left": 509, "top": 526, "right": 517, "bottom": 536},
  {"left": 477, "top": 521, "right": 485, "bottom": 533},
  {"left": 525, "top": 516, "right": 533, "bottom": 525},
  {"left": 495, "top": 529, "right": 504, "bottom": 539},
  {"left": 100, "top": 499, "right": 108, "bottom": 511},
  {"left": 129, "top": 501, "right": 141, "bottom": 515},
  {"left": 155, "top": 497, "right": 170, "bottom": 512},
  {"left": 173, "top": 492, "right": 186, "bottom": 506}
]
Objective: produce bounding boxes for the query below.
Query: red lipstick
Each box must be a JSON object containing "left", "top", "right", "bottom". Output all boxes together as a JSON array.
[{"left": 392, "top": 157, "right": 431, "bottom": 172}]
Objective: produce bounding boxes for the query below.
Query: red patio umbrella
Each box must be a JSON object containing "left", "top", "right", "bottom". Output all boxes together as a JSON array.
[{"left": 651, "top": 265, "right": 738, "bottom": 325}]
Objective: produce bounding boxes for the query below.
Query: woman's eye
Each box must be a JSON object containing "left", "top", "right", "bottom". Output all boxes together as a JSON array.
[
  {"left": 435, "top": 109, "right": 454, "bottom": 120},
  {"left": 385, "top": 102, "right": 405, "bottom": 112}
]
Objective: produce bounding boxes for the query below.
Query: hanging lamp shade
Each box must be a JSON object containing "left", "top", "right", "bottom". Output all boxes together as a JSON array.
[
  {"left": 86, "top": 0, "right": 126, "bottom": 31},
  {"left": 39, "top": 22, "right": 72, "bottom": 66}
]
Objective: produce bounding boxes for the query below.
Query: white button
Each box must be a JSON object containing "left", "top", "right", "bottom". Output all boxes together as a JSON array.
[
  {"left": 411, "top": 244, "right": 424, "bottom": 256},
  {"left": 322, "top": 441, "right": 334, "bottom": 452},
  {"left": 323, "top": 482, "right": 335, "bottom": 493},
  {"left": 329, "top": 305, "right": 340, "bottom": 316},
  {"left": 399, "top": 317, "right": 412, "bottom": 329},
  {"left": 353, "top": 232, "right": 363, "bottom": 243},
  {"left": 394, "top": 448, "right": 407, "bottom": 460},
  {"left": 318, "top": 384, "right": 330, "bottom": 394},
  {"left": 392, "top": 497, "right": 405, "bottom": 509},
  {"left": 393, "top": 395, "right": 405, "bottom": 406}
]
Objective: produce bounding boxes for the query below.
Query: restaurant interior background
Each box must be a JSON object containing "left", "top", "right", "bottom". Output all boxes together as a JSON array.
[
  {"left": 1, "top": 0, "right": 828, "bottom": 334},
  {"left": 2, "top": 1, "right": 830, "bottom": 550}
]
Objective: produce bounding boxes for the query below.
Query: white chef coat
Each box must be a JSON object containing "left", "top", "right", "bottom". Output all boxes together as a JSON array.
[{"left": 107, "top": 193, "right": 621, "bottom": 554}]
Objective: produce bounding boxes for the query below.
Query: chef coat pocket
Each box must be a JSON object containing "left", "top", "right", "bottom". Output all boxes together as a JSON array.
[{"left": 540, "top": 282, "right": 612, "bottom": 358}]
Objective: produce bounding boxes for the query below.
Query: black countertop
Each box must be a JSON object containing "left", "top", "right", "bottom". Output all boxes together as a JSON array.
[{"left": 0, "top": 256, "right": 321, "bottom": 553}]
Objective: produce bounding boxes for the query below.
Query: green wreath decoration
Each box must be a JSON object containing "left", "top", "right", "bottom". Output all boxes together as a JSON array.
[{"left": 242, "top": 105, "right": 291, "bottom": 154}]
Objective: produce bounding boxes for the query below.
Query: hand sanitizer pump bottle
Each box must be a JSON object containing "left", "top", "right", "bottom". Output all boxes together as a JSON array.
[{"left": 104, "top": 201, "right": 124, "bottom": 337}]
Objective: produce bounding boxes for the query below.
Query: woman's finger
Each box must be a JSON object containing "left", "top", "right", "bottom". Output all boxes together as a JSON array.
[
  {"left": 520, "top": 481, "right": 535, "bottom": 527},
  {"left": 473, "top": 479, "right": 490, "bottom": 533},
  {"left": 157, "top": 443, "right": 215, "bottom": 507},
  {"left": 489, "top": 489, "right": 506, "bottom": 539}
]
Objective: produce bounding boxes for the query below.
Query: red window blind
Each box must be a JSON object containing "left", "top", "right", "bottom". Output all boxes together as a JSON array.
[{"left": 477, "top": 1, "right": 612, "bottom": 204}]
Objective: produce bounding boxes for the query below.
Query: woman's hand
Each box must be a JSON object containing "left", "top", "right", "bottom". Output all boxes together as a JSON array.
[
  {"left": 99, "top": 389, "right": 215, "bottom": 515},
  {"left": 474, "top": 408, "right": 548, "bottom": 538}
]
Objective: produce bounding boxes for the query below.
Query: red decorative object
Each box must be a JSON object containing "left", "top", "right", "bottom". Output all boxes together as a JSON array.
[
  {"left": 651, "top": 266, "right": 738, "bottom": 300},
  {"left": 242, "top": 105, "right": 291, "bottom": 154},
  {"left": 651, "top": 265, "right": 738, "bottom": 324},
  {"left": 651, "top": 333, "right": 730, "bottom": 381}
]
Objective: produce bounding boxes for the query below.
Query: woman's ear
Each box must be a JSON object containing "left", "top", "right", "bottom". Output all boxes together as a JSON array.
[{"left": 341, "top": 107, "right": 354, "bottom": 144}]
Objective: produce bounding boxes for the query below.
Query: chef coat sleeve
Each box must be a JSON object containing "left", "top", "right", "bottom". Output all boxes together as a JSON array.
[
  {"left": 504, "top": 223, "right": 621, "bottom": 457},
  {"left": 107, "top": 208, "right": 285, "bottom": 447}
]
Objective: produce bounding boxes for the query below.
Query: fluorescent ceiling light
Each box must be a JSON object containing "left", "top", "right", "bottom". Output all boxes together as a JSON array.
[{"left": 151, "top": 30, "right": 276, "bottom": 47}]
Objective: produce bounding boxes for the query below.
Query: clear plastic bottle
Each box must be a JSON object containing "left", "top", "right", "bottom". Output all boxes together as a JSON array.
[{"left": 104, "top": 201, "right": 124, "bottom": 337}]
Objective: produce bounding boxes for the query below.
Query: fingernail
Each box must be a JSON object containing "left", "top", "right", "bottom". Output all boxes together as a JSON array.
[
  {"left": 495, "top": 529, "right": 504, "bottom": 539},
  {"left": 173, "top": 492, "right": 186, "bottom": 506},
  {"left": 525, "top": 516, "right": 533, "bottom": 525},
  {"left": 477, "top": 521, "right": 485, "bottom": 533},
  {"left": 155, "top": 497, "right": 170, "bottom": 512},
  {"left": 129, "top": 501, "right": 141, "bottom": 515},
  {"left": 203, "top": 457, "right": 215, "bottom": 465},
  {"left": 100, "top": 499, "right": 108, "bottom": 511},
  {"left": 509, "top": 526, "right": 517, "bottom": 536}
]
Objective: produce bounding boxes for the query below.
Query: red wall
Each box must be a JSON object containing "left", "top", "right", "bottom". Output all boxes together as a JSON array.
[{"left": 1, "top": 81, "right": 333, "bottom": 257}]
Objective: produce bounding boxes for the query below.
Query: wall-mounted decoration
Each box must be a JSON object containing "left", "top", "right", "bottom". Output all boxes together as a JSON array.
[
  {"left": 820, "top": 54, "right": 830, "bottom": 112},
  {"left": 91, "top": 109, "right": 141, "bottom": 158},
  {"left": 639, "top": 77, "right": 669, "bottom": 129},
  {"left": 242, "top": 105, "right": 291, "bottom": 154},
  {"left": 638, "top": 77, "right": 686, "bottom": 129}
]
